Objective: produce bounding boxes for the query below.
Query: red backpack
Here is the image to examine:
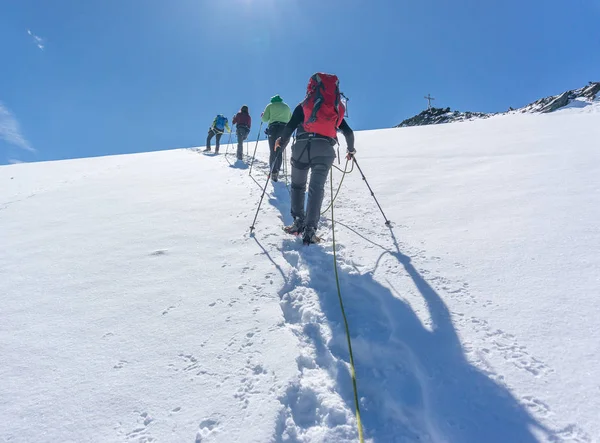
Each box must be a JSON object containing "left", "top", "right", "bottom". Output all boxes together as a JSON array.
[{"left": 301, "top": 73, "right": 345, "bottom": 138}]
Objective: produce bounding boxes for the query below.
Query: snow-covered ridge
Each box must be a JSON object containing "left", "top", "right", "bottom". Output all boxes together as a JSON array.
[
  {"left": 396, "top": 81, "right": 600, "bottom": 127},
  {"left": 395, "top": 107, "right": 491, "bottom": 128},
  {"left": 516, "top": 81, "right": 600, "bottom": 114},
  {"left": 2, "top": 106, "right": 599, "bottom": 442}
]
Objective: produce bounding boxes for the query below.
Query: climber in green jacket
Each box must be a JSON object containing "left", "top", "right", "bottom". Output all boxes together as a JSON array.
[{"left": 261, "top": 95, "right": 292, "bottom": 181}]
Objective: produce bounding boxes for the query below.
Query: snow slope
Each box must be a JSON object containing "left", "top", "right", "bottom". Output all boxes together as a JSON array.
[{"left": 1, "top": 104, "right": 599, "bottom": 442}]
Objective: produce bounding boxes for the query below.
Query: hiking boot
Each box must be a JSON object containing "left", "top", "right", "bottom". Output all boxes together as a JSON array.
[
  {"left": 204, "top": 147, "right": 211, "bottom": 152},
  {"left": 284, "top": 218, "right": 304, "bottom": 235},
  {"left": 271, "top": 172, "right": 279, "bottom": 182},
  {"left": 302, "top": 227, "right": 320, "bottom": 245},
  {"left": 215, "top": 148, "right": 219, "bottom": 154}
]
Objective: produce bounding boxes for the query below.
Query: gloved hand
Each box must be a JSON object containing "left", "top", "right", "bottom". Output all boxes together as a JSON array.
[
  {"left": 346, "top": 147, "right": 356, "bottom": 161},
  {"left": 275, "top": 137, "right": 290, "bottom": 151}
]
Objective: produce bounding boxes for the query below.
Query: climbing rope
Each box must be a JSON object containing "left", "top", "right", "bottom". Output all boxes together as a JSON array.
[
  {"left": 329, "top": 168, "right": 365, "bottom": 443},
  {"left": 321, "top": 157, "right": 355, "bottom": 215}
]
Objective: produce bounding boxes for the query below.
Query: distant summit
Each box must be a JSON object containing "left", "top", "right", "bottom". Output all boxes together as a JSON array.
[
  {"left": 515, "top": 81, "right": 600, "bottom": 114},
  {"left": 395, "top": 81, "right": 600, "bottom": 128},
  {"left": 396, "top": 107, "right": 491, "bottom": 128}
]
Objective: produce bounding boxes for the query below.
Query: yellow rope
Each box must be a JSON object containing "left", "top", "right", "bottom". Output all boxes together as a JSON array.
[
  {"left": 330, "top": 166, "right": 365, "bottom": 442},
  {"left": 321, "top": 158, "right": 354, "bottom": 215}
]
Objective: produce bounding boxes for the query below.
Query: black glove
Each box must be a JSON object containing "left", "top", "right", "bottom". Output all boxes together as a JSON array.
[{"left": 275, "top": 137, "right": 291, "bottom": 151}]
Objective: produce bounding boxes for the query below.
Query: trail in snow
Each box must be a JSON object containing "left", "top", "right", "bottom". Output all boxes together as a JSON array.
[
  {"left": 1, "top": 150, "right": 300, "bottom": 443},
  {"left": 229, "top": 149, "right": 588, "bottom": 442},
  {"left": 2, "top": 108, "right": 598, "bottom": 442}
]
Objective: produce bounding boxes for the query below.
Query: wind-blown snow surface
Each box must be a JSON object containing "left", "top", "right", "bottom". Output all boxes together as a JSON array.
[{"left": 2, "top": 105, "right": 599, "bottom": 442}]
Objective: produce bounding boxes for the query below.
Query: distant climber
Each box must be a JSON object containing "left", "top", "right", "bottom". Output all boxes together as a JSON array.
[
  {"left": 205, "top": 114, "right": 231, "bottom": 153},
  {"left": 232, "top": 106, "right": 252, "bottom": 161},
  {"left": 275, "top": 73, "right": 355, "bottom": 245},
  {"left": 261, "top": 95, "right": 292, "bottom": 181}
]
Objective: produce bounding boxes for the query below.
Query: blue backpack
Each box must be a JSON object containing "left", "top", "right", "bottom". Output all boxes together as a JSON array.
[{"left": 215, "top": 115, "right": 227, "bottom": 131}]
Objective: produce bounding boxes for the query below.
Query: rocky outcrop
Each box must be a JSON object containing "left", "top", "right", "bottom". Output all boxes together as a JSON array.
[
  {"left": 395, "top": 82, "right": 599, "bottom": 128},
  {"left": 395, "top": 107, "right": 491, "bottom": 128},
  {"left": 540, "top": 91, "right": 570, "bottom": 113},
  {"left": 518, "top": 81, "right": 600, "bottom": 114}
]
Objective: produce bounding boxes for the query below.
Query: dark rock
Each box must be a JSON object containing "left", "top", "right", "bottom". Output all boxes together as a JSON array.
[
  {"left": 540, "top": 91, "right": 570, "bottom": 113},
  {"left": 582, "top": 82, "right": 600, "bottom": 99},
  {"left": 395, "top": 107, "right": 491, "bottom": 128},
  {"left": 519, "top": 81, "right": 599, "bottom": 114}
]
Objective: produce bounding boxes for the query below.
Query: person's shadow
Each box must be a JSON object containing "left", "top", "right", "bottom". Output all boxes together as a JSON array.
[
  {"left": 229, "top": 158, "right": 249, "bottom": 170},
  {"left": 259, "top": 181, "right": 556, "bottom": 442}
]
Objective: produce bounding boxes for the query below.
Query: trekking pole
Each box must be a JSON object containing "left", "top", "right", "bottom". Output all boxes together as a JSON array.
[
  {"left": 249, "top": 122, "right": 264, "bottom": 176},
  {"left": 283, "top": 146, "right": 289, "bottom": 189},
  {"left": 225, "top": 114, "right": 236, "bottom": 156},
  {"left": 353, "top": 157, "right": 392, "bottom": 226},
  {"left": 249, "top": 147, "right": 282, "bottom": 234},
  {"left": 225, "top": 130, "right": 233, "bottom": 157}
]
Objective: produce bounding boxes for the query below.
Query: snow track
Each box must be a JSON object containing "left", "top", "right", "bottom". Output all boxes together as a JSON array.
[
  {"left": 242, "top": 149, "right": 590, "bottom": 442},
  {"left": 2, "top": 108, "right": 599, "bottom": 442}
]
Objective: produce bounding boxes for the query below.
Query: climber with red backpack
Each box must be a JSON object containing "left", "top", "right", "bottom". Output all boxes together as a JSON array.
[{"left": 275, "top": 72, "right": 355, "bottom": 244}]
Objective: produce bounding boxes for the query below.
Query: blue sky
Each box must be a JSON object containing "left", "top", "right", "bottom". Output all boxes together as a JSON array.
[{"left": 1, "top": 0, "right": 599, "bottom": 164}]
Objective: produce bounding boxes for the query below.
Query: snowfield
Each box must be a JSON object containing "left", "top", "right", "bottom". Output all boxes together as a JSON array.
[{"left": 1, "top": 103, "right": 599, "bottom": 442}]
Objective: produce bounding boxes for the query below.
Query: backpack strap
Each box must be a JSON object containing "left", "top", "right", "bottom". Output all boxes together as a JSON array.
[{"left": 306, "top": 74, "right": 324, "bottom": 123}]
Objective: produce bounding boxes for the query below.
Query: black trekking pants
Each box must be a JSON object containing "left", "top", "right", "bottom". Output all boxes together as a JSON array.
[
  {"left": 207, "top": 128, "right": 223, "bottom": 151},
  {"left": 268, "top": 123, "right": 286, "bottom": 174},
  {"left": 236, "top": 126, "right": 250, "bottom": 159},
  {"left": 290, "top": 138, "right": 335, "bottom": 229}
]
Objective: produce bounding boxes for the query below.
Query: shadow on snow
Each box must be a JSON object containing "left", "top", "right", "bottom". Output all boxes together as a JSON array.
[{"left": 256, "top": 180, "right": 556, "bottom": 442}]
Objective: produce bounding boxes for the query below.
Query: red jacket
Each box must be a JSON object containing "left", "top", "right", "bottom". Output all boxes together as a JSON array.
[{"left": 233, "top": 111, "right": 251, "bottom": 129}]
